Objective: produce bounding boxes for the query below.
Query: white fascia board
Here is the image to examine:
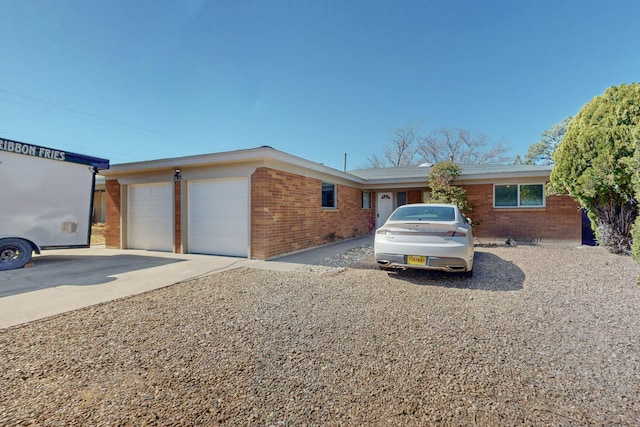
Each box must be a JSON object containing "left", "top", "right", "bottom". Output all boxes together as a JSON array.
[
  {"left": 361, "top": 178, "right": 429, "bottom": 190},
  {"left": 101, "top": 146, "right": 364, "bottom": 185},
  {"left": 101, "top": 146, "right": 273, "bottom": 175},
  {"left": 101, "top": 146, "right": 550, "bottom": 187},
  {"left": 457, "top": 169, "right": 551, "bottom": 183},
  {"left": 263, "top": 151, "right": 365, "bottom": 185},
  {"left": 360, "top": 170, "right": 551, "bottom": 190}
]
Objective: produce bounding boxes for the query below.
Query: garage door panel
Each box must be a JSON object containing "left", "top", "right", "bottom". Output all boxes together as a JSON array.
[
  {"left": 128, "top": 183, "right": 173, "bottom": 252},
  {"left": 188, "top": 179, "right": 248, "bottom": 257}
]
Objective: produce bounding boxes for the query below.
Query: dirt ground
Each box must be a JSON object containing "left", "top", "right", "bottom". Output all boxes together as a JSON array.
[
  {"left": 2, "top": 244, "right": 640, "bottom": 425},
  {"left": 91, "top": 224, "right": 105, "bottom": 245}
]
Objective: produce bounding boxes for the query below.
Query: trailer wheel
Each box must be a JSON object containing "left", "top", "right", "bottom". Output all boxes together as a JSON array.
[{"left": 0, "top": 239, "right": 33, "bottom": 271}]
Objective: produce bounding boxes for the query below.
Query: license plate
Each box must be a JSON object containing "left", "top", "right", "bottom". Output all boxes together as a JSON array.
[{"left": 407, "top": 255, "right": 427, "bottom": 265}]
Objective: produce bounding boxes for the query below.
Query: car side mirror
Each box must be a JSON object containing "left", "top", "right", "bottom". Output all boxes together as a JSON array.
[{"left": 466, "top": 217, "right": 472, "bottom": 225}]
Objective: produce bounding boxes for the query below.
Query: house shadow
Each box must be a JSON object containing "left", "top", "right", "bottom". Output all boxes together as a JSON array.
[
  {"left": 0, "top": 254, "right": 185, "bottom": 298},
  {"left": 354, "top": 251, "right": 525, "bottom": 291}
]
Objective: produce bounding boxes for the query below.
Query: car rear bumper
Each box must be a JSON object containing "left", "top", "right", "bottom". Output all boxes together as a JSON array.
[{"left": 375, "top": 253, "right": 472, "bottom": 272}]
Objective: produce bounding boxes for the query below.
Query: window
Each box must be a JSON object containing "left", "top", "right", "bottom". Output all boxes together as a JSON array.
[
  {"left": 362, "top": 191, "right": 372, "bottom": 209},
  {"left": 322, "top": 182, "right": 336, "bottom": 208},
  {"left": 494, "top": 184, "right": 545, "bottom": 207},
  {"left": 390, "top": 205, "right": 455, "bottom": 221}
]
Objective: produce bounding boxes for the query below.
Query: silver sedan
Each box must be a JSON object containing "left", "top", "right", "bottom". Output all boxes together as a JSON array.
[{"left": 374, "top": 203, "right": 474, "bottom": 277}]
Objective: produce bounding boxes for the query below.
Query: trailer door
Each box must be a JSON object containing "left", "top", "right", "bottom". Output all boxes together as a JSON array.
[{"left": 0, "top": 150, "right": 95, "bottom": 248}]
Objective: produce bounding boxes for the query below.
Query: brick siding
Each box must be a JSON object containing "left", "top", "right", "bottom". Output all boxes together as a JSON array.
[
  {"left": 174, "top": 181, "right": 181, "bottom": 253},
  {"left": 251, "top": 167, "right": 375, "bottom": 259},
  {"left": 104, "top": 179, "right": 121, "bottom": 248},
  {"left": 104, "top": 170, "right": 582, "bottom": 257},
  {"left": 465, "top": 183, "right": 582, "bottom": 242}
]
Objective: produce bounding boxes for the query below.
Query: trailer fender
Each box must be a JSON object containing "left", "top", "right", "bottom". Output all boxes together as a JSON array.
[{"left": 0, "top": 238, "right": 38, "bottom": 271}]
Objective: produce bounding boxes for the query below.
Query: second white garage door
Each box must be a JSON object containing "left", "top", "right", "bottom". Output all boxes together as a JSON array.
[{"left": 188, "top": 178, "right": 249, "bottom": 257}]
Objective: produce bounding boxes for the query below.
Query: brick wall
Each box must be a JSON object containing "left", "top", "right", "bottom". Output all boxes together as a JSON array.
[
  {"left": 104, "top": 179, "right": 121, "bottom": 248},
  {"left": 105, "top": 169, "right": 581, "bottom": 257},
  {"left": 174, "top": 181, "right": 181, "bottom": 253},
  {"left": 465, "top": 183, "right": 582, "bottom": 242},
  {"left": 251, "top": 167, "right": 375, "bottom": 259}
]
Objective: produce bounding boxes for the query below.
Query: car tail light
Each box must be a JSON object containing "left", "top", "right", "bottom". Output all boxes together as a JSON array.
[{"left": 378, "top": 229, "right": 466, "bottom": 237}]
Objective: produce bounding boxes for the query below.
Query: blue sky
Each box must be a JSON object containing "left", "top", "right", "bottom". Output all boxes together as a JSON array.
[{"left": 0, "top": 0, "right": 638, "bottom": 170}]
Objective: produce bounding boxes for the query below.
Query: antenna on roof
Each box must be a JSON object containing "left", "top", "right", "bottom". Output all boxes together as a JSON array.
[{"left": 344, "top": 153, "right": 347, "bottom": 172}]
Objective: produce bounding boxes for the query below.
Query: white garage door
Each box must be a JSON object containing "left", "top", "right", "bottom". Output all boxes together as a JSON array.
[
  {"left": 188, "top": 178, "right": 249, "bottom": 257},
  {"left": 127, "top": 183, "right": 173, "bottom": 251}
]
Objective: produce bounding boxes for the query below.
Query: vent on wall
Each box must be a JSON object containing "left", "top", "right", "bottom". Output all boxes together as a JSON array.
[{"left": 61, "top": 222, "right": 79, "bottom": 233}]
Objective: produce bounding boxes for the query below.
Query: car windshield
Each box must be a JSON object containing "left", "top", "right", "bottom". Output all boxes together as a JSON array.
[{"left": 389, "top": 205, "right": 455, "bottom": 222}]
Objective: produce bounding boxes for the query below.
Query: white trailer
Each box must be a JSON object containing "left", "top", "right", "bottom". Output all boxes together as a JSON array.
[{"left": 0, "top": 137, "right": 109, "bottom": 270}]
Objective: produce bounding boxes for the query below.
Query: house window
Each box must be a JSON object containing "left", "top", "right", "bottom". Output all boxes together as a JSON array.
[
  {"left": 362, "top": 191, "right": 372, "bottom": 209},
  {"left": 494, "top": 184, "right": 545, "bottom": 207},
  {"left": 322, "top": 182, "right": 337, "bottom": 208}
]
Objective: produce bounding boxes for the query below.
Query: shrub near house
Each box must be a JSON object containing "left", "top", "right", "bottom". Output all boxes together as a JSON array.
[{"left": 550, "top": 82, "right": 640, "bottom": 256}]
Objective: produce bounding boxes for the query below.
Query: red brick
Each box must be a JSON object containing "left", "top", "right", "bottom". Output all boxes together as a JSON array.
[
  {"left": 251, "top": 167, "right": 375, "bottom": 259},
  {"left": 104, "top": 179, "right": 121, "bottom": 248},
  {"left": 465, "top": 183, "right": 581, "bottom": 242}
]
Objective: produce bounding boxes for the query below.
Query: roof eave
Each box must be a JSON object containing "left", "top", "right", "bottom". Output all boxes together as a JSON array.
[
  {"left": 362, "top": 178, "right": 429, "bottom": 189},
  {"left": 459, "top": 170, "right": 552, "bottom": 181},
  {"left": 101, "top": 146, "right": 365, "bottom": 184},
  {"left": 359, "top": 169, "right": 552, "bottom": 188}
]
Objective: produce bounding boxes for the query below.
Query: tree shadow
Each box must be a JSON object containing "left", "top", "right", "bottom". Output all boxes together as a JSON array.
[{"left": 354, "top": 251, "right": 524, "bottom": 291}]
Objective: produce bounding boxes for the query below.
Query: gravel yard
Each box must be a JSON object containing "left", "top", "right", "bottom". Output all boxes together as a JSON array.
[{"left": 2, "top": 244, "right": 640, "bottom": 425}]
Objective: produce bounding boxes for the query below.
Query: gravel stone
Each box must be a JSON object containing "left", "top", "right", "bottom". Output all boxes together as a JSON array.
[{"left": 2, "top": 244, "right": 640, "bottom": 425}]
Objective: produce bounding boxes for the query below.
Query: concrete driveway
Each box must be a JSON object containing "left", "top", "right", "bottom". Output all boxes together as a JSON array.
[
  {"left": 0, "top": 246, "right": 252, "bottom": 328},
  {"left": 0, "top": 235, "right": 373, "bottom": 329}
]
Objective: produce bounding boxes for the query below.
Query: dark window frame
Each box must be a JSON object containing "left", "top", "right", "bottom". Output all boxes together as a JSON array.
[
  {"left": 322, "top": 182, "right": 337, "bottom": 208},
  {"left": 494, "top": 183, "right": 545, "bottom": 208},
  {"left": 362, "top": 191, "right": 372, "bottom": 209}
]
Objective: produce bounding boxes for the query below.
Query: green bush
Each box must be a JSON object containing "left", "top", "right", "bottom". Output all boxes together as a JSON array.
[
  {"left": 427, "top": 161, "right": 471, "bottom": 211},
  {"left": 550, "top": 83, "right": 640, "bottom": 255},
  {"left": 632, "top": 217, "right": 640, "bottom": 262}
]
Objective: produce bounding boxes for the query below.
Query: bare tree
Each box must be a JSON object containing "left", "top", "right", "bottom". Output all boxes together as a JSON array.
[
  {"left": 367, "top": 125, "right": 512, "bottom": 168},
  {"left": 385, "top": 126, "right": 417, "bottom": 166},
  {"left": 365, "top": 152, "right": 385, "bottom": 168},
  {"left": 366, "top": 124, "right": 418, "bottom": 167},
  {"left": 416, "top": 127, "right": 511, "bottom": 164}
]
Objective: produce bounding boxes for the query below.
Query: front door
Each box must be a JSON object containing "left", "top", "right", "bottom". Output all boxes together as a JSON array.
[{"left": 376, "top": 192, "right": 394, "bottom": 228}]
